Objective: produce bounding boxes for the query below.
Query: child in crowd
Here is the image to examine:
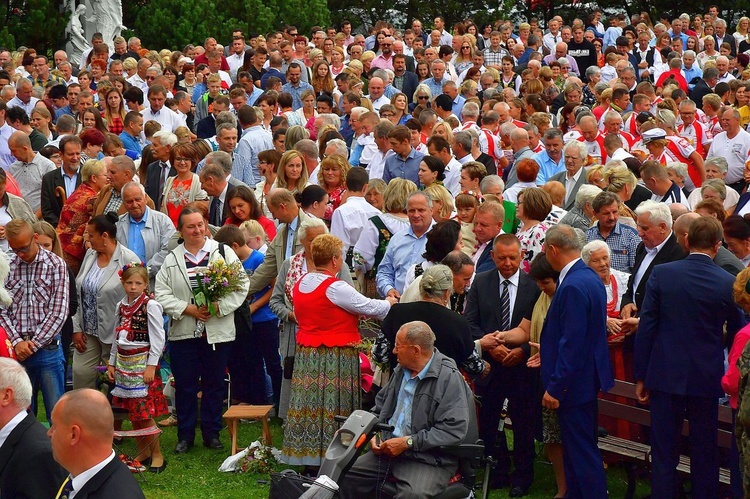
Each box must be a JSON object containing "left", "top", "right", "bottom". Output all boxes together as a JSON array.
[
  {"left": 455, "top": 192, "right": 480, "bottom": 257},
  {"left": 108, "top": 262, "right": 168, "bottom": 473},
  {"left": 240, "top": 219, "right": 268, "bottom": 254},
  {"left": 215, "top": 226, "right": 281, "bottom": 410}
]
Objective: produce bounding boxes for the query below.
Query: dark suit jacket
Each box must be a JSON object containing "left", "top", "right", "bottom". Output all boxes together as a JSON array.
[
  {"left": 211, "top": 183, "right": 236, "bottom": 225},
  {"left": 714, "top": 34, "right": 737, "bottom": 57},
  {"left": 196, "top": 116, "right": 217, "bottom": 139},
  {"left": 404, "top": 55, "right": 416, "bottom": 74},
  {"left": 474, "top": 243, "right": 495, "bottom": 274},
  {"left": 635, "top": 254, "right": 745, "bottom": 397},
  {"left": 540, "top": 259, "right": 614, "bottom": 405},
  {"left": 41, "top": 168, "right": 82, "bottom": 227},
  {"left": 624, "top": 184, "right": 653, "bottom": 212},
  {"left": 465, "top": 269, "right": 540, "bottom": 385},
  {"left": 620, "top": 233, "right": 685, "bottom": 311},
  {"left": 395, "top": 71, "right": 419, "bottom": 104},
  {"left": 66, "top": 455, "right": 145, "bottom": 499},
  {"left": 144, "top": 160, "right": 177, "bottom": 209},
  {"left": 690, "top": 79, "right": 714, "bottom": 110},
  {"left": 0, "top": 412, "right": 66, "bottom": 499},
  {"left": 550, "top": 168, "right": 588, "bottom": 211}
]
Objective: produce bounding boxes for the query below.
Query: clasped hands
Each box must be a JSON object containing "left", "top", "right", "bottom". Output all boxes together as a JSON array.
[
  {"left": 480, "top": 331, "right": 523, "bottom": 367},
  {"left": 369, "top": 435, "right": 409, "bottom": 458}
]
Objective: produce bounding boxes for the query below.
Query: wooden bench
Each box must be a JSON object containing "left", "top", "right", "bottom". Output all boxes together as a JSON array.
[
  {"left": 597, "top": 380, "right": 734, "bottom": 498},
  {"left": 222, "top": 404, "right": 274, "bottom": 455}
]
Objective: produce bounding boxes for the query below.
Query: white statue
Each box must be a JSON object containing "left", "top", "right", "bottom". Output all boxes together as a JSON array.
[
  {"left": 66, "top": 4, "right": 91, "bottom": 66},
  {"left": 91, "top": 0, "right": 125, "bottom": 49}
]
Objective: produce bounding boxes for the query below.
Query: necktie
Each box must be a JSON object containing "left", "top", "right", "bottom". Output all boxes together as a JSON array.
[
  {"left": 56, "top": 476, "right": 74, "bottom": 499},
  {"left": 500, "top": 280, "right": 511, "bottom": 331},
  {"left": 158, "top": 163, "right": 168, "bottom": 207},
  {"left": 210, "top": 197, "right": 221, "bottom": 226}
]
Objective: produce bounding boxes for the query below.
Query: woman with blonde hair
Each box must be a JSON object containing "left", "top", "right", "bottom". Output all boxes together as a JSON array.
[
  {"left": 460, "top": 78, "right": 478, "bottom": 99},
  {"left": 454, "top": 39, "right": 476, "bottom": 74},
  {"left": 424, "top": 184, "right": 455, "bottom": 222},
  {"left": 603, "top": 163, "right": 641, "bottom": 224},
  {"left": 430, "top": 121, "right": 454, "bottom": 143},
  {"left": 360, "top": 51, "right": 376, "bottom": 75},
  {"left": 330, "top": 47, "right": 345, "bottom": 77},
  {"left": 317, "top": 154, "right": 350, "bottom": 223},
  {"left": 30, "top": 106, "right": 55, "bottom": 141},
  {"left": 274, "top": 150, "right": 310, "bottom": 193},
  {"left": 103, "top": 88, "right": 127, "bottom": 134},
  {"left": 284, "top": 125, "right": 310, "bottom": 151}
]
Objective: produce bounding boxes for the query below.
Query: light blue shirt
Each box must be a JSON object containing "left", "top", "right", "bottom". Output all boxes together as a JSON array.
[
  {"left": 452, "top": 95, "right": 466, "bottom": 118},
  {"left": 62, "top": 170, "right": 79, "bottom": 198},
  {"left": 281, "top": 81, "right": 314, "bottom": 110},
  {"left": 383, "top": 147, "right": 424, "bottom": 184},
  {"left": 376, "top": 222, "right": 434, "bottom": 297},
  {"left": 389, "top": 351, "right": 435, "bottom": 438},
  {"left": 119, "top": 131, "right": 142, "bottom": 156},
  {"left": 533, "top": 150, "right": 565, "bottom": 184},
  {"left": 128, "top": 207, "right": 149, "bottom": 264},
  {"left": 682, "top": 64, "right": 702, "bottom": 90},
  {"left": 246, "top": 86, "right": 264, "bottom": 106},
  {"left": 423, "top": 77, "right": 448, "bottom": 100},
  {"left": 234, "top": 125, "right": 273, "bottom": 186},
  {"left": 285, "top": 216, "right": 300, "bottom": 260}
]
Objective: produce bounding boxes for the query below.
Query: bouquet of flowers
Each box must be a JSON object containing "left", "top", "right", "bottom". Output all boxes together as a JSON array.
[{"left": 193, "top": 255, "right": 247, "bottom": 317}]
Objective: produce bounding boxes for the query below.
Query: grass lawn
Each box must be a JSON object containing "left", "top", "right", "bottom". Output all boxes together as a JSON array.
[
  {"left": 113, "top": 417, "right": 653, "bottom": 499},
  {"left": 38, "top": 395, "right": 653, "bottom": 498}
]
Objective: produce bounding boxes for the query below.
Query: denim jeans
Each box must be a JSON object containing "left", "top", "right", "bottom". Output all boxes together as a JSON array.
[{"left": 23, "top": 341, "right": 65, "bottom": 421}]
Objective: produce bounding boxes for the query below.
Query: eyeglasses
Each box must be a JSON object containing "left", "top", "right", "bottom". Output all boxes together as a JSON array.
[
  {"left": 381, "top": 43, "right": 392, "bottom": 47},
  {"left": 174, "top": 157, "right": 192, "bottom": 163},
  {"left": 418, "top": 95, "right": 429, "bottom": 100},
  {"left": 381, "top": 113, "right": 394, "bottom": 117},
  {"left": 10, "top": 240, "right": 34, "bottom": 255},
  {"left": 462, "top": 46, "right": 471, "bottom": 49}
]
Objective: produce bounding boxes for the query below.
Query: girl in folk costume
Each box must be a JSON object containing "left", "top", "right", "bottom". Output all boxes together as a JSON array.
[{"left": 107, "top": 262, "right": 168, "bottom": 473}]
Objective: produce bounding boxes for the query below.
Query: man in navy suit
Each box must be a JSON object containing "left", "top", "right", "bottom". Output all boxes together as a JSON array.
[
  {"left": 144, "top": 130, "right": 177, "bottom": 210},
  {"left": 471, "top": 201, "right": 505, "bottom": 273},
  {"left": 635, "top": 216, "right": 745, "bottom": 498},
  {"left": 541, "top": 224, "right": 613, "bottom": 499},
  {"left": 0, "top": 358, "right": 66, "bottom": 499},
  {"left": 465, "top": 234, "right": 541, "bottom": 495},
  {"left": 50, "top": 389, "right": 145, "bottom": 499}
]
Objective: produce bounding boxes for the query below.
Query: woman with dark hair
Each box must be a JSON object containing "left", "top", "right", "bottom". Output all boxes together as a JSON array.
[
  {"left": 162, "top": 143, "right": 207, "bottom": 226},
  {"left": 163, "top": 65, "right": 185, "bottom": 94},
  {"left": 516, "top": 187, "right": 552, "bottom": 273},
  {"left": 724, "top": 215, "right": 750, "bottom": 267},
  {"left": 155, "top": 206, "right": 249, "bottom": 453},
  {"left": 181, "top": 63, "right": 198, "bottom": 98},
  {"left": 316, "top": 127, "right": 344, "bottom": 160},
  {"left": 103, "top": 88, "right": 127, "bottom": 134},
  {"left": 80, "top": 111, "right": 109, "bottom": 143},
  {"left": 226, "top": 185, "right": 276, "bottom": 240},
  {"left": 255, "top": 149, "right": 281, "bottom": 219},
  {"left": 72, "top": 212, "right": 140, "bottom": 389},
  {"left": 403, "top": 220, "right": 463, "bottom": 290},
  {"left": 417, "top": 155, "right": 445, "bottom": 188},
  {"left": 297, "top": 184, "right": 329, "bottom": 219}
]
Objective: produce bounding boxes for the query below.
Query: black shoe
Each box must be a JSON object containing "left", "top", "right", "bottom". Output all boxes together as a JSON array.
[
  {"left": 149, "top": 461, "right": 168, "bottom": 474},
  {"left": 203, "top": 437, "right": 224, "bottom": 450},
  {"left": 174, "top": 440, "right": 193, "bottom": 454},
  {"left": 509, "top": 486, "right": 530, "bottom": 497}
]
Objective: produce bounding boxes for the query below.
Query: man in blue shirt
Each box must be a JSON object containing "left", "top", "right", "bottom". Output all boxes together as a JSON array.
[
  {"left": 383, "top": 125, "right": 424, "bottom": 184},
  {"left": 377, "top": 191, "right": 435, "bottom": 298},
  {"left": 281, "top": 63, "right": 313, "bottom": 110},
  {"left": 534, "top": 129, "right": 565, "bottom": 184},
  {"left": 119, "top": 111, "right": 143, "bottom": 157}
]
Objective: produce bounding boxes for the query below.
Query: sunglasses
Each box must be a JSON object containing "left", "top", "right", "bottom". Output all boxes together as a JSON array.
[{"left": 418, "top": 95, "right": 429, "bottom": 100}]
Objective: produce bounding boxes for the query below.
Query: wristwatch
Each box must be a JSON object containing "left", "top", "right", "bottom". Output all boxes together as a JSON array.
[{"left": 406, "top": 436, "right": 413, "bottom": 448}]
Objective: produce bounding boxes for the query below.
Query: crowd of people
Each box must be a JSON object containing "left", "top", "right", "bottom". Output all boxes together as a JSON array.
[{"left": 3, "top": 5, "right": 750, "bottom": 498}]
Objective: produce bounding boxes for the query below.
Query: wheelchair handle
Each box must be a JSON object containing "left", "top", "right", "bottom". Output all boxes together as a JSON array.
[{"left": 332, "top": 415, "right": 395, "bottom": 432}]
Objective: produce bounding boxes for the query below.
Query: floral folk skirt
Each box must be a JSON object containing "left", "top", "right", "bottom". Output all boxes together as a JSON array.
[{"left": 281, "top": 345, "right": 361, "bottom": 466}]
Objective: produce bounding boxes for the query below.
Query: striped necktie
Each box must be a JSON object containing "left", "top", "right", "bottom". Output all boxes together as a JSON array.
[{"left": 500, "top": 280, "right": 511, "bottom": 331}]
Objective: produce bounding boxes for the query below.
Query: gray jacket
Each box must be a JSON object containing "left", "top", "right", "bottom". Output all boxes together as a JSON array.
[
  {"left": 116, "top": 207, "right": 176, "bottom": 278},
  {"left": 373, "top": 350, "right": 469, "bottom": 468}
]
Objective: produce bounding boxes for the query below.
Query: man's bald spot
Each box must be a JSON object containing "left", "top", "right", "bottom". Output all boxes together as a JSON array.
[
  {"left": 673, "top": 211, "right": 699, "bottom": 234},
  {"left": 8, "top": 131, "right": 30, "bottom": 148},
  {"left": 57, "top": 389, "right": 114, "bottom": 440}
]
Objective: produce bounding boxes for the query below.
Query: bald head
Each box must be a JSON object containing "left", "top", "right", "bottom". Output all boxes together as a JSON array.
[
  {"left": 8, "top": 131, "right": 34, "bottom": 162},
  {"left": 673, "top": 211, "right": 700, "bottom": 251},
  {"left": 56, "top": 389, "right": 114, "bottom": 441}
]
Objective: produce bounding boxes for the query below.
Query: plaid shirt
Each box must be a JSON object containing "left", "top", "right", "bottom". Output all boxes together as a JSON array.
[
  {"left": 0, "top": 248, "right": 70, "bottom": 350},
  {"left": 586, "top": 221, "right": 642, "bottom": 273},
  {"left": 483, "top": 46, "right": 508, "bottom": 68}
]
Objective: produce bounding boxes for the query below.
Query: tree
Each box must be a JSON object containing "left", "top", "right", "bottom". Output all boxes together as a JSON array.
[{"left": 0, "top": 0, "right": 69, "bottom": 53}]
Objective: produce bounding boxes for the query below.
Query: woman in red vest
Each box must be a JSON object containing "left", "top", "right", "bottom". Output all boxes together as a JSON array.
[{"left": 281, "top": 234, "right": 396, "bottom": 471}]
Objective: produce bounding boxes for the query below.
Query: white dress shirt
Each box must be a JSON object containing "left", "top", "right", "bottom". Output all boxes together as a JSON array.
[
  {"left": 632, "top": 233, "right": 671, "bottom": 292},
  {"left": 497, "top": 269, "right": 520, "bottom": 322},
  {"left": 141, "top": 106, "right": 182, "bottom": 133},
  {"left": 69, "top": 450, "right": 116, "bottom": 498},
  {"left": 557, "top": 257, "right": 580, "bottom": 285},
  {"left": 0, "top": 410, "right": 26, "bottom": 449},
  {"left": 330, "top": 196, "right": 382, "bottom": 250}
]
